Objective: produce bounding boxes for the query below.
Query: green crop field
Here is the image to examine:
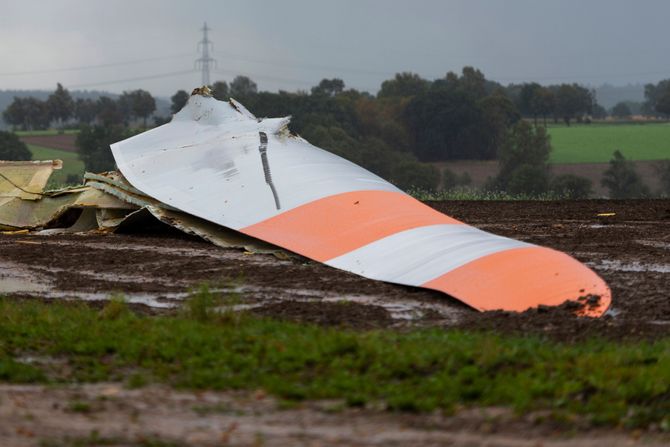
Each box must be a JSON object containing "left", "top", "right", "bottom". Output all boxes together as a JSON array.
[
  {"left": 27, "top": 144, "right": 85, "bottom": 186},
  {"left": 548, "top": 123, "right": 670, "bottom": 164}
]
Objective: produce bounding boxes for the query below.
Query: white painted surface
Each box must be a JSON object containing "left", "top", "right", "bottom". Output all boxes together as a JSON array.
[
  {"left": 326, "top": 224, "right": 531, "bottom": 284},
  {"left": 111, "top": 95, "right": 398, "bottom": 229}
]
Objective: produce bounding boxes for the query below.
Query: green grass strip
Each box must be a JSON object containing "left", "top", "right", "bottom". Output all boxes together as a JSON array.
[
  {"left": 0, "top": 297, "right": 668, "bottom": 430},
  {"left": 26, "top": 144, "right": 85, "bottom": 186}
]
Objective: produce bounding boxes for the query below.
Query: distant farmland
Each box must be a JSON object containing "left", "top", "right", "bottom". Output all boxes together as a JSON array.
[
  {"left": 26, "top": 144, "right": 84, "bottom": 185},
  {"left": 17, "top": 123, "right": 670, "bottom": 192},
  {"left": 548, "top": 122, "right": 670, "bottom": 164}
]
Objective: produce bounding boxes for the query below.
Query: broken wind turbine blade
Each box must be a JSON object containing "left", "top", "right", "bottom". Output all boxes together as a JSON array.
[{"left": 110, "top": 89, "right": 611, "bottom": 316}]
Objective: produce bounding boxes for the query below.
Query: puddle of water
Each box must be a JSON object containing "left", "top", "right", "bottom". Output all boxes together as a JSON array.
[
  {"left": 294, "top": 290, "right": 463, "bottom": 322},
  {"left": 42, "top": 291, "right": 189, "bottom": 309},
  {"left": 0, "top": 264, "right": 51, "bottom": 294},
  {"left": 590, "top": 259, "right": 670, "bottom": 273},
  {"left": 604, "top": 307, "right": 621, "bottom": 318},
  {"left": 636, "top": 240, "right": 670, "bottom": 250},
  {"left": 1, "top": 261, "right": 464, "bottom": 323},
  {"left": 227, "top": 287, "right": 466, "bottom": 323}
]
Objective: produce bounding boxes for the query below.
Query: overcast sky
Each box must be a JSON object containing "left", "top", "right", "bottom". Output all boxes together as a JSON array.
[{"left": 1, "top": 0, "right": 669, "bottom": 97}]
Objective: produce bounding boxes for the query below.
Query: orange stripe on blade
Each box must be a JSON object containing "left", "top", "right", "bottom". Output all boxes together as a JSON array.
[
  {"left": 422, "top": 246, "right": 611, "bottom": 316},
  {"left": 241, "top": 190, "right": 463, "bottom": 262}
]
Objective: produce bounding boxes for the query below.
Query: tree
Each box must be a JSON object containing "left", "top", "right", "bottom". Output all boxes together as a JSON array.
[
  {"left": 534, "top": 87, "right": 556, "bottom": 126},
  {"left": 378, "top": 72, "right": 429, "bottom": 98},
  {"left": 132, "top": 90, "right": 156, "bottom": 127},
  {"left": 506, "top": 164, "right": 550, "bottom": 196},
  {"left": 117, "top": 92, "right": 134, "bottom": 124},
  {"left": 555, "top": 84, "right": 591, "bottom": 126},
  {"left": 656, "top": 90, "right": 670, "bottom": 116},
  {"left": 591, "top": 103, "right": 608, "bottom": 120},
  {"left": 2, "top": 97, "right": 27, "bottom": 130},
  {"left": 117, "top": 90, "right": 155, "bottom": 127},
  {"left": 601, "top": 150, "right": 650, "bottom": 198},
  {"left": 46, "top": 83, "right": 74, "bottom": 128},
  {"left": 390, "top": 159, "right": 440, "bottom": 191},
  {"left": 0, "top": 131, "right": 31, "bottom": 161},
  {"left": 170, "top": 90, "right": 189, "bottom": 114},
  {"left": 490, "top": 121, "right": 552, "bottom": 195},
  {"left": 643, "top": 79, "right": 670, "bottom": 116},
  {"left": 311, "top": 78, "right": 345, "bottom": 97},
  {"left": 435, "top": 67, "right": 500, "bottom": 100},
  {"left": 518, "top": 82, "right": 543, "bottom": 123},
  {"left": 478, "top": 91, "right": 521, "bottom": 153},
  {"left": 2, "top": 97, "right": 50, "bottom": 131},
  {"left": 611, "top": 102, "right": 632, "bottom": 119},
  {"left": 550, "top": 174, "right": 592, "bottom": 199},
  {"left": 403, "top": 87, "right": 493, "bottom": 161},
  {"left": 74, "top": 98, "right": 97, "bottom": 124},
  {"left": 211, "top": 81, "right": 229, "bottom": 101},
  {"left": 76, "top": 125, "right": 132, "bottom": 172},
  {"left": 95, "top": 97, "right": 124, "bottom": 126},
  {"left": 229, "top": 76, "right": 257, "bottom": 100},
  {"left": 458, "top": 66, "right": 488, "bottom": 99}
]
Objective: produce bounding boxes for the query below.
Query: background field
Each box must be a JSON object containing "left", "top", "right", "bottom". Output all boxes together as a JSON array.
[
  {"left": 548, "top": 123, "right": 670, "bottom": 164},
  {"left": 27, "top": 144, "right": 85, "bottom": 185},
  {"left": 16, "top": 123, "right": 670, "bottom": 192}
]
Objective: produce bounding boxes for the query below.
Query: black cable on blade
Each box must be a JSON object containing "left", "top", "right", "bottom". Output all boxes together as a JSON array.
[{"left": 258, "top": 132, "right": 281, "bottom": 210}]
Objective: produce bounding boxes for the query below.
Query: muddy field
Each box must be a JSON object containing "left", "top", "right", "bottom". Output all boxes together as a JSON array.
[
  {"left": 1, "top": 199, "right": 669, "bottom": 446},
  {"left": 1, "top": 199, "right": 669, "bottom": 340},
  {"left": 436, "top": 160, "right": 664, "bottom": 196},
  {"left": 19, "top": 134, "right": 77, "bottom": 152},
  {"left": 3, "top": 384, "right": 669, "bottom": 447}
]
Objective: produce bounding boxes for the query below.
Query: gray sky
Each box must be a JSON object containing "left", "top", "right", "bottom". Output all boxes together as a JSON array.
[{"left": 1, "top": 0, "right": 669, "bottom": 97}]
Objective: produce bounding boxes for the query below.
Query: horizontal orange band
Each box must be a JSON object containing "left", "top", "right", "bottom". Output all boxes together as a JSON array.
[
  {"left": 422, "top": 246, "right": 611, "bottom": 316},
  {"left": 241, "top": 190, "right": 463, "bottom": 262}
]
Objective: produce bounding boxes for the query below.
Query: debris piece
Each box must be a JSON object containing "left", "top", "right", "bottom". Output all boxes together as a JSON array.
[
  {"left": 108, "top": 91, "right": 611, "bottom": 316},
  {"left": 0, "top": 161, "right": 281, "bottom": 254}
]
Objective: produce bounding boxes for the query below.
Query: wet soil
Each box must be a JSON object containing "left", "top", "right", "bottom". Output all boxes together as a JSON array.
[
  {"left": 1, "top": 199, "right": 669, "bottom": 341},
  {"left": 3, "top": 383, "right": 668, "bottom": 447},
  {"left": 1, "top": 200, "right": 669, "bottom": 446},
  {"left": 428, "top": 200, "right": 670, "bottom": 341}
]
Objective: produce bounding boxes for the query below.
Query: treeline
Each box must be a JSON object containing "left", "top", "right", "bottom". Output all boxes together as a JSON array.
[
  {"left": 2, "top": 84, "right": 157, "bottom": 130},
  {"left": 3, "top": 70, "right": 670, "bottom": 194},
  {"left": 166, "top": 69, "right": 592, "bottom": 190}
]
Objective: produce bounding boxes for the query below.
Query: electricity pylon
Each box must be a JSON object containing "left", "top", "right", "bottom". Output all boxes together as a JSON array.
[{"left": 195, "top": 22, "right": 216, "bottom": 86}]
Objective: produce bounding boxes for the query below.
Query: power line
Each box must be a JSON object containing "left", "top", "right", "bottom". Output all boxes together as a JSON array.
[
  {"left": 488, "top": 70, "right": 670, "bottom": 83},
  {"left": 65, "top": 70, "right": 196, "bottom": 89},
  {"left": 0, "top": 53, "right": 193, "bottom": 77},
  {"left": 213, "top": 50, "right": 394, "bottom": 78},
  {"left": 213, "top": 69, "right": 314, "bottom": 88}
]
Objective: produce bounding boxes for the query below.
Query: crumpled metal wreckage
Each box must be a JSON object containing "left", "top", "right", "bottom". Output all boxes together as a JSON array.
[
  {"left": 0, "top": 160, "right": 277, "bottom": 253},
  {"left": 1, "top": 88, "right": 611, "bottom": 316}
]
